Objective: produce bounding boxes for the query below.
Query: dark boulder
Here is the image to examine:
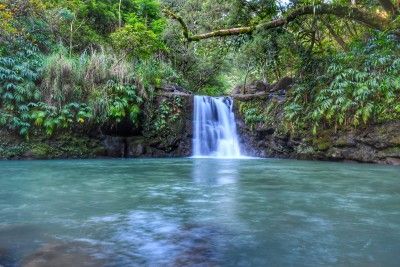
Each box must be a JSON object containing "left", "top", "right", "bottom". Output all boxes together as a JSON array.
[
  {"left": 102, "top": 136, "right": 126, "bottom": 157},
  {"left": 160, "top": 84, "right": 192, "bottom": 95},
  {"left": 271, "top": 76, "right": 294, "bottom": 94},
  {"left": 233, "top": 80, "right": 271, "bottom": 95}
]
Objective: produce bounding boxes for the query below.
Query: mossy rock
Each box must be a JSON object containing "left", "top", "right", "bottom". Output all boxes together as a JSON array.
[
  {"left": 390, "top": 136, "right": 400, "bottom": 145},
  {"left": 0, "top": 144, "right": 28, "bottom": 159},
  {"left": 382, "top": 146, "right": 400, "bottom": 157},
  {"left": 0, "top": 127, "right": 107, "bottom": 159},
  {"left": 310, "top": 132, "right": 333, "bottom": 151},
  {"left": 295, "top": 144, "right": 316, "bottom": 155},
  {"left": 315, "top": 140, "right": 332, "bottom": 151},
  {"left": 29, "top": 143, "right": 54, "bottom": 158},
  {"left": 334, "top": 135, "right": 356, "bottom": 147}
]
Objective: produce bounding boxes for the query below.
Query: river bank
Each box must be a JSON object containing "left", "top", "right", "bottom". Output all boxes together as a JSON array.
[
  {"left": 0, "top": 90, "right": 193, "bottom": 160},
  {"left": 232, "top": 82, "right": 400, "bottom": 165},
  {"left": 1, "top": 87, "right": 399, "bottom": 165}
]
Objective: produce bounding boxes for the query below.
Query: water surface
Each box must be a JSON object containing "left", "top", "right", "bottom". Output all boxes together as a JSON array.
[{"left": 0, "top": 159, "right": 399, "bottom": 266}]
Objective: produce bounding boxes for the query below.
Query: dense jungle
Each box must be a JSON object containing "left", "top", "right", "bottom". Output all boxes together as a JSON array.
[{"left": 0, "top": 0, "right": 399, "bottom": 163}]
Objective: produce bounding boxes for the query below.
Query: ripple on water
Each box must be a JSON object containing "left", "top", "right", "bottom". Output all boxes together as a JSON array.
[{"left": 110, "top": 210, "right": 225, "bottom": 266}]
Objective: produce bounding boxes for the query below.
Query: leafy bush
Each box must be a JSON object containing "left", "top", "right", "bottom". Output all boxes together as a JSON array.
[
  {"left": 154, "top": 96, "right": 183, "bottom": 131},
  {"left": 285, "top": 33, "right": 400, "bottom": 133},
  {"left": 243, "top": 107, "right": 265, "bottom": 126},
  {"left": 110, "top": 21, "right": 165, "bottom": 59},
  {"left": 0, "top": 39, "right": 42, "bottom": 109},
  {"left": 90, "top": 80, "right": 142, "bottom": 126},
  {"left": 29, "top": 102, "right": 92, "bottom": 136},
  {"left": 0, "top": 101, "right": 92, "bottom": 137},
  {"left": 135, "top": 58, "right": 184, "bottom": 98}
]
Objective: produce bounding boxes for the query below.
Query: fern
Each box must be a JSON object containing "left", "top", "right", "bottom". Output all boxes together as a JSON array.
[{"left": 285, "top": 33, "right": 400, "bottom": 132}]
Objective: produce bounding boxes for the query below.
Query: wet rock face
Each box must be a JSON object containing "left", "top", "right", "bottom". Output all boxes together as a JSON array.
[
  {"left": 161, "top": 84, "right": 192, "bottom": 95},
  {"left": 100, "top": 93, "right": 193, "bottom": 158},
  {"left": 234, "top": 95, "right": 400, "bottom": 165},
  {"left": 102, "top": 136, "right": 126, "bottom": 157},
  {"left": 233, "top": 77, "right": 293, "bottom": 96},
  {"left": 0, "top": 85, "right": 194, "bottom": 159},
  {"left": 233, "top": 80, "right": 272, "bottom": 95}
]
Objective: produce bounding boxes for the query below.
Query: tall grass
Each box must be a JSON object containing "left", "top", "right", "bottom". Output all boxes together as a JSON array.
[
  {"left": 39, "top": 47, "right": 185, "bottom": 126},
  {"left": 41, "top": 48, "right": 137, "bottom": 104},
  {"left": 41, "top": 51, "right": 85, "bottom": 107}
]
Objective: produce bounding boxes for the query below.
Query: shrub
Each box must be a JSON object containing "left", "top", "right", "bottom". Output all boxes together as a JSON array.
[{"left": 284, "top": 33, "right": 400, "bottom": 134}]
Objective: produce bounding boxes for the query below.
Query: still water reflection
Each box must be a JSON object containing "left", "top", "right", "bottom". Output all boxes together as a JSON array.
[{"left": 0, "top": 158, "right": 399, "bottom": 266}]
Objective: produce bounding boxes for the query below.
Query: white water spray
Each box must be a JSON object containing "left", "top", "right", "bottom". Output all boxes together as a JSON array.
[{"left": 192, "top": 96, "right": 242, "bottom": 158}]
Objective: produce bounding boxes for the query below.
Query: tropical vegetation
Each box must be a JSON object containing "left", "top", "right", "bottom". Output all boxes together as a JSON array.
[{"left": 1, "top": 0, "right": 400, "bottom": 137}]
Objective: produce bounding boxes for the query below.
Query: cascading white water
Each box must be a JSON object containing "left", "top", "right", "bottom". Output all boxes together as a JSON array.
[{"left": 192, "top": 95, "right": 242, "bottom": 158}]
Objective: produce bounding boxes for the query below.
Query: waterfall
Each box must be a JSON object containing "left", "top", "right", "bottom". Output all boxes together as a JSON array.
[{"left": 192, "top": 95, "right": 242, "bottom": 158}]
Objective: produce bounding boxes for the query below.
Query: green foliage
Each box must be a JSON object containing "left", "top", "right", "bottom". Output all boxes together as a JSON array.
[
  {"left": 0, "top": 101, "right": 92, "bottom": 137},
  {"left": 154, "top": 96, "right": 183, "bottom": 131},
  {"left": 110, "top": 20, "right": 165, "bottom": 59},
  {"left": 0, "top": 40, "right": 42, "bottom": 109},
  {"left": 41, "top": 50, "right": 86, "bottom": 107},
  {"left": 102, "top": 81, "right": 142, "bottom": 125},
  {"left": 239, "top": 100, "right": 282, "bottom": 130},
  {"left": 0, "top": 3, "right": 14, "bottom": 35},
  {"left": 135, "top": 58, "right": 184, "bottom": 95},
  {"left": 2, "top": 0, "right": 400, "bottom": 142},
  {"left": 285, "top": 33, "right": 400, "bottom": 133},
  {"left": 0, "top": 37, "right": 43, "bottom": 137},
  {"left": 243, "top": 107, "right": 265, "bottom": 126},
  {"left": 163, "top": 27, "right": 229, "bottom": 92},
  {"left": 41, "top": 49, "right": 148, "bottom": 127},
  {"left": 29, "top": 102, "right": 92, "bottom": 136}
]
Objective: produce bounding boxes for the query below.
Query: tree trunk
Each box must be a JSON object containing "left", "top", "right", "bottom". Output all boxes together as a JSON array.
[
  {"left": 322, "top": 20, "right": 348, "bottom": 51},
  {"left": 118, "top": 0, "right": 122, "bottom": 28},
  {"left": 378, "top": 0, "right": 399, "bottom": 16},
  {"left": 69, "top": 19, "right": 74, "bottom": 56}
]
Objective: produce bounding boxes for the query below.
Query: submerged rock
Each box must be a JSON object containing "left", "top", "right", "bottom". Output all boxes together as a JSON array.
[
  {"left": 21, "top": 242, "right": 105, "bottom": 267},
  {"left": 0, "top": 246, "right": 13, "bottom": 267}
]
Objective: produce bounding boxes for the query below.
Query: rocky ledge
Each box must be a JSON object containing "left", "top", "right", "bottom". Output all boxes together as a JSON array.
[
  {"left": 0, "top": 86, "right": 193, "bottom": 160},
  {"left": 233, "top": 80, "right": 400, "bottom": 165}
]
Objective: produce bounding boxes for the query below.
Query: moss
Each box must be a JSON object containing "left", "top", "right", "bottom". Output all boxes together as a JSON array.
[
  {"left": 0, "top": 127, "right": 105, "bottom": 159},
  {"left": 142, "top": 95, "right": 188, "bottom": 152},
  {"left": 0, "top": 144, "right": 28, "bottom": 159},
  {"left": 382, "top": 146, "right": 400, "bottom": 156},
  {"left": 295, "top": 144, "right": 316, "bottom": 155},
  {"left": 314, "top": 139, "right": 332, "bottom": 151},
  {"left": 29, "top": 143, "right": 53, "bottom": 158},
  {"left": 238, "top": 98, "right": 285, "bottom": 131},
  {"left": 335, "top": 136, "right": 350, "bottom": 147},
  {"left": 50, "top": 133, "right": 104, "bottom": 158},
  {"left": 391, "top": 136, "right": 400, "bottom": 145},
  {"left": 308, "top": 130, "right": 334, "bottom": 151}
]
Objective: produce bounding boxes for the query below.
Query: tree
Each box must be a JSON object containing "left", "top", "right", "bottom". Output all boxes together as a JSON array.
[
  {"left": 110, "top": 20, "right": 164, "bottom": 59},
  {"left": 165, "top": 2, "right": 397, "bottom": 42}
]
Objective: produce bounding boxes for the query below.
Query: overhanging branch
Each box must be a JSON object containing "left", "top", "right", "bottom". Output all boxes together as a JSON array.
[
  {"left": 165, "top": 4, "right": 390, "bottom": 42},
  {"left": 164, "top": 9, "right": 190, "bottom": 40}
]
